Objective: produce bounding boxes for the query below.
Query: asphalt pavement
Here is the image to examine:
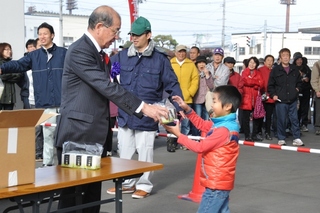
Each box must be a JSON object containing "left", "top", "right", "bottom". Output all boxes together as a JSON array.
[{"left": 1, "top": 124, "right": 320, "bottom": 213}]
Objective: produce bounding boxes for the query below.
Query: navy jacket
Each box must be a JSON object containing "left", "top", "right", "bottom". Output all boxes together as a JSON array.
[
  {"left": 0, "top": 44, "right": 67, "bottom": 108},
  {"left": 111, "top": 42, "right": 183, "bottom": 131},
  {"left": 268, "top": 64, "right": 302, "bottom": 104}
]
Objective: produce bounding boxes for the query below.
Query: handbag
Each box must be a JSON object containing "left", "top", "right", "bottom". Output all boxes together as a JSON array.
[{"left": 253, "top": 89, "right": 266, "bottom": 119}]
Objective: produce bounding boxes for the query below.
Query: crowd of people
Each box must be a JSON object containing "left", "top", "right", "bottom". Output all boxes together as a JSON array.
[{"left": 1, "top": 4, "right": 320, "bottom": 213}]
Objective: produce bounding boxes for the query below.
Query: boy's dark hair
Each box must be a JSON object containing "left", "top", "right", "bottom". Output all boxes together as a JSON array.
[
  {"left": 214, "top": 85, "right": 242, "bottom": 113},
  {"left": 37, "top": 22, "right": 55, "bottom": 35},
  {"left": 25, "top": 39, "right": 35, "bottom": 49}
]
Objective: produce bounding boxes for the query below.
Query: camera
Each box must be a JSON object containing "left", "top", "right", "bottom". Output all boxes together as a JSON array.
[{"left": 261, "top": 93, "right": 268, "bottom": 101}]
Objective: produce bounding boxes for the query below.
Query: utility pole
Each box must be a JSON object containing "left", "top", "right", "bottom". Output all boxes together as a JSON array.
[
  {"left": 66, "top": 0, "right": 78, "bottom": 15},
  {"left": 280, "top": 0, "right": 296, "bottom": 32},
  {"left": 221, "top": 0, "right": 226, "bottom": 48},
  {"left": 263, "top": 20, "right": 267, "bottom": 57},
  {"left": 59, "top": 0, "right": 63, "bottom": 47}
]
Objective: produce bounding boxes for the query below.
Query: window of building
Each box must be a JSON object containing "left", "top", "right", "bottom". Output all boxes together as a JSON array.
[
  {"left": 256, "top": 44, "right": 261, "bottom": 55},
  {"left": 313, "top": 47, "right": 320, "bottom": 55},
  {"left": 249, "top": 47, "right": 254, "bottom": 54},
  {"left": 34, "top": 27, "right": 38, "bottom": 38},
  {"left": 239, "top": 47, "right": 245, "bottom": 55},
  {"left": 304, "top": 47, "right": 312, "bottom": 55}
]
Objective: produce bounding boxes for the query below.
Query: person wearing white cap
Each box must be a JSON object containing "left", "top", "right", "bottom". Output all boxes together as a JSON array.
[{"left": 170, "top": 45, "right": 199, "bottom": 150}]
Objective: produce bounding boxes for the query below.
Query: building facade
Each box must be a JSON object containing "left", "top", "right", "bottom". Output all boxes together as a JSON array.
[{"left": 230, "top": 30, "right": 320, "bottom": 71}]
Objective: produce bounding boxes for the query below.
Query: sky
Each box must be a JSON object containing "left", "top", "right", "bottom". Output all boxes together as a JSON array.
[{"left": 24, "top": 0, "right": 320, "bottom": 46}]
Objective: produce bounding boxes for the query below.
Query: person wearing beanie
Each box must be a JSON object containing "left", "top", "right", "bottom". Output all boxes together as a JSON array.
[
  {"left": 191, "top": 56, "right": 214, "bottom": 136},
  {"left": 293, "top": 52, "right": 312, "bottom": 132},
  {"left": 224, "top": 56, "right": 243, "bottom": 94}
]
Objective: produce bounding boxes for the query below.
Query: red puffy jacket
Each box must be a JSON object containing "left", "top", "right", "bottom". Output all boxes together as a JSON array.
[
  {"left": 258, "top": 65, "right": 275, "bottom": 104},
  {"left": 240, "top": 68, "right": 264, "bottom": 110}
]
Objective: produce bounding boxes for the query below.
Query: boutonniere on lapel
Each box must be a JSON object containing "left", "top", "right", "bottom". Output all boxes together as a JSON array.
[{"left": 111, "top": 62, "right": 120, "bottom": 78}]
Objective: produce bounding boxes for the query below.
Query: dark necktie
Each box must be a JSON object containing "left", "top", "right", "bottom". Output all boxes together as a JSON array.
[
  {"left": 99, "top": 50, "right": 110, "bottom": 65},
  {"left": 99, "top": 50, "right": 105, "bottom": 61}
]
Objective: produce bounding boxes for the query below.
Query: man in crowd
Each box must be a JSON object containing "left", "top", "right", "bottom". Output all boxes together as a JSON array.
[
  {"left": 311, "top": 59, "right": 320, "bottom": 135},
  {"left": 170, "top": 45, "right": 199, "bottom": 150},
  {"left": 189, "top": 46, "right": 200, "bottom": 63},
  {"left": 106, "top": 16, "right": 183, "bottom": 199},
  {"left": 292, "top": 52, "right": 312, "bottom": 132},
  {"left": 0, "top": 22, "right": 67, "bottom": 166},
  {"left": 268, "top": 48, "right": 303, "bottom": 146},
  {"left": 206, "top": 47, "right": 230, "bottom": 89}
]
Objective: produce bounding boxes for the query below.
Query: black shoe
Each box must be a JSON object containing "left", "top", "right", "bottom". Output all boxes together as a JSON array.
[
  {"left": 167, "top": 138, "right": 177, "bottom": 152},
  {"left": 245, "top": 137, "right": 253, "bottom": 141},
  {"left": 252, "top": 135, "right": 263, "bottom": 142},
  {"left": 265, "top": 133, "right": 272, "bottom": 140}
]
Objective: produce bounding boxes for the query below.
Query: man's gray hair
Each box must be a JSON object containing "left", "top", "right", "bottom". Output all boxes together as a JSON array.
[{"left": 88, "top": 6, "right": 120, "bottom": 30}]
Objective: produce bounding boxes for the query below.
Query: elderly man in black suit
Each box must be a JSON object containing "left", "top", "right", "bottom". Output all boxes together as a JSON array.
[{"left": 54, "top": 5, "right": 169, "bottom": 213}]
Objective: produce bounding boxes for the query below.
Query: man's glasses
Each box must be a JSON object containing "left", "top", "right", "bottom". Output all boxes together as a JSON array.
[{"left": 103, "top": 24, "right": 121, "bottom": 36}]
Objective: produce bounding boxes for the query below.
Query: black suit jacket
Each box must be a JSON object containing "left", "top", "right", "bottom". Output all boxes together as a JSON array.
[{"left": 55, "top": 34, "right": 143, "bottom": 148}]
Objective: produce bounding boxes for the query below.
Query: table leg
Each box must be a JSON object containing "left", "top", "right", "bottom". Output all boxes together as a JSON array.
[{"left": 114, "top": 178, "right": 123, "bottom": 213}]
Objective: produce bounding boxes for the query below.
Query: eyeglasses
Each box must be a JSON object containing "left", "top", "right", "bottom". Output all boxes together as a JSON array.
[{"left": 103, "top": 24, "right": 121, "bottom": 36}]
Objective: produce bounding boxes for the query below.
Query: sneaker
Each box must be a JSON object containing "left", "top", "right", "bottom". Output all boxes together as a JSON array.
[
  {"left": 180, "top": 145, "right": 188, "bottom": 150},
  {"left": 300, "top": 125, "right": 309, "bottom": 132},
  {"left": 293, "top": 138, "right": 304, "bottom": 146},
  {"left": 106, "top": 186, "right": 135, "bottom": 195},
  {"left": 132, "top": 189, "right": 150, "bottom": 199},
  {"left": 106, "top": 151, "right": 112, "bottom": 156},
  {"left": 278, "top": 140, "right": 286, "bottom": 146},
  {"left": 316, "top": 130, "right": 320, "bottom": 135}
]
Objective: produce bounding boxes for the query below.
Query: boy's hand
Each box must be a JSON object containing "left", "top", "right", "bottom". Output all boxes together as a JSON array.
[
  {"left": 162, "top": 119, "right": 181, "bottom": 138},
  {"left": 172, "top": 96, "right": 190, "bottom": 112}
]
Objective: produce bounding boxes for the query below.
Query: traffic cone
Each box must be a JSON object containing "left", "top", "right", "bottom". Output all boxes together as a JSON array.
[{"left": 178, "top": 132, "right": 205, "bottom": 203}]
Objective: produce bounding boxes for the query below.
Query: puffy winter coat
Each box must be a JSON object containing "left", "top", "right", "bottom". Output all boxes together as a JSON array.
[
  {"left": 258, "top": 65, "right": 275, "bottom": 104},
  {"left": 240, "top": 68, "right": 264, "bottom": 110},
  {"left": 111, "top": 41, "right": 183, "bottom": 131}
]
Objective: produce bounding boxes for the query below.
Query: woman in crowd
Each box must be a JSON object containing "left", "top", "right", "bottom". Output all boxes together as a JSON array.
[
  {"left": 192, "top": 56, "right": 214, "bottom": 136},
  {"left": 0, "top": 43, "right": 23, "bottom": 110},
  {"left": 259, "top": 55, "right": 275, "bottom": 140},
  {"left": 240, "top": 56, "right": 264, "bottom": 141}
]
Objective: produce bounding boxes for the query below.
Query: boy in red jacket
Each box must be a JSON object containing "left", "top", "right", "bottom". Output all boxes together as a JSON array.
[{"left": 162, "top": 85, "right": 242, "bottom": 213}]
